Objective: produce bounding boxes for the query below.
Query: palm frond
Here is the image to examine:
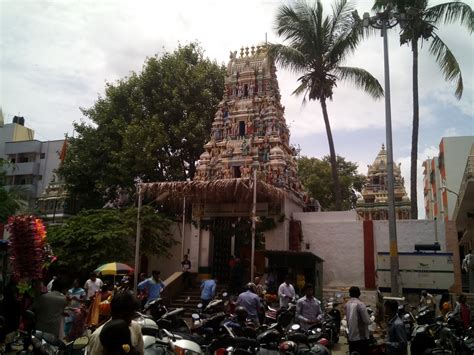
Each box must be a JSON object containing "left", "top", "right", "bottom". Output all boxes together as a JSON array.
[
  {"left": 334, "top": 66, "right": 384, "bottom": 99},
  {"left": 330, "top": 0, "right": 356, "bottom": 39},
  {"left": 291, "top": 80, "right": 310, "bottom": 105},
  {"left": 425, "top": 2, "right": 473, "bottom": 33},
  {"left": 428, "top": 34, "right": 463, "bottom": 99},
  {"left": 267, "top": 43, "right": 307, "bottom": 74}
]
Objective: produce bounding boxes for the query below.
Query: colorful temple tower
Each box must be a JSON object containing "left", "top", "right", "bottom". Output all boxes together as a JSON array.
[
  {"left": 194, "top": 45, "right": 302, "bottom": 196},
  {"left": 356, "top": 144, "right": 411, "bottom": 220}
]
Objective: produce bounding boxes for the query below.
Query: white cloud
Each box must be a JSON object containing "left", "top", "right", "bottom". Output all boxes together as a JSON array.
[{"left": 0, "top": 0, "right": 472, "bottom": 187}]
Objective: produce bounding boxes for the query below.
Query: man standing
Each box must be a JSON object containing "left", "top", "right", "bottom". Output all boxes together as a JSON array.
[
  {"left": 67, "top": 279, "right": 86, "bottom": 308},
  {"left": 419, "top": 290, "right": 436, "bottom": 310},
  {"left": 84, "top": 272, "right": 104, "bottom": 302},
  {"left": 200, "top": 277, "right": 217, "bottom": 307},
  {"left": 278, "top": 275, "right": 295, "bottom": 309},
  {"left": 345, "top": 286, "right": 371, "bottom": 354},
  {"left": 236, "top": 283, "right": 262, "bottom": 326},
  {"left": 138, "top": 270, "right": 165, "bottom": 305},
  {"left": 181, "top": 254, "right": 192, "bottom": 288},
  {"left": 31, "top": 278, "right": 68, "bottom": 338},
  {"left": 296, "top": 283, "right": 323, "bottom": 330},
  {"left": 384, "top": 300, "right": 408, "bottom": 355}
]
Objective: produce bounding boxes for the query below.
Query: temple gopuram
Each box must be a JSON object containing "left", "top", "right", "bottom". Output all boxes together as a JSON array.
[
  {"left": 194, "top": 45, "right": 301, "bottom": 193},
  {"left": 142, "top": 46, "right": 309, "bottom": 281},
  {"left": 356, "top": 144, "right": 411, "bottom": 220}
]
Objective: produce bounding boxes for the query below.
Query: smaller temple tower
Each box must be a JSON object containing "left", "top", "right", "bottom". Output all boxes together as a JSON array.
[{"left": 356, "top": 144, "right": 411, "bottom": 220}]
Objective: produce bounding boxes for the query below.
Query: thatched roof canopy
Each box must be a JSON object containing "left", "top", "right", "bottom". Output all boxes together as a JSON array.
[{"left": 141, "top": 178, "right": 286, "bottom": 204}]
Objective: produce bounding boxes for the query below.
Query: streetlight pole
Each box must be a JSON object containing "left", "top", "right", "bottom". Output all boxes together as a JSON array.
[
  {"left": 250, "top": 158, "right": 259, "bottom": 282},
  {"left": 356, "top": 7, "right": 401, "bottom": 296},
  {"left": 134, "top": 179, "right": 143, "bottom": 294}
]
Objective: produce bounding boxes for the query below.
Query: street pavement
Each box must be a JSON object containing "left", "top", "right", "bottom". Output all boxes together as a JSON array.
[{"left": 331, "top": 337, "right": 349, "bottom": 355}]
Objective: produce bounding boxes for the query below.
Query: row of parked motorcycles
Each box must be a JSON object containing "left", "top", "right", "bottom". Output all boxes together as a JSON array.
[
  {"left": 137, "top": 292, "right": 341, "bottom": 354},
  {"left": 396, "top": 304, "right": 474, "bottom": 354},
  {"left": 10, "top": 292, "right": 474, "bottom": 355},
  {"left": 7, "top": 292, "right": 338, "bottom": 355}
]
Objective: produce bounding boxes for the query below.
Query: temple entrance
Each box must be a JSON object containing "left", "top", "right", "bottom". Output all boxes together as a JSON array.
[
  {"left": 210, "top": 216, "right": 267, "bottom": 283},
  {"left": 211, "top": 218, "right": 233, "bottom": 282}
]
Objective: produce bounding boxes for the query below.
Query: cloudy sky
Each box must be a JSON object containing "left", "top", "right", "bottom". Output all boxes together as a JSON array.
[{"left": 1, "top": 0, "right": 473, "bottom": 217}]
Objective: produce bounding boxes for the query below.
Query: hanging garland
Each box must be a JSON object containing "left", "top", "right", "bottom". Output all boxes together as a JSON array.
[{"left": 6, "top": 215, "right": 56, "bottom": 293}]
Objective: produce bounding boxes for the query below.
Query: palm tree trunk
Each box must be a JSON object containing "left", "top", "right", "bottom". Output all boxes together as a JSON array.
[
  {"left": 410, "top": 38, "right": 419, "bottom": 219},
  {"left": 320, "top": 98, "right": 342, "bottom": 210}
]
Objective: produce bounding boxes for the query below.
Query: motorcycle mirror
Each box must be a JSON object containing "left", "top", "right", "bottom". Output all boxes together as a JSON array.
[
  {"left": 291, "top": 324, "right": 300, "bottom": 331},
  {"left": 192, "top": 313, "right": 200, "bottom": 320},
  {"left": 197, "top": 303, "right": 203, "bottom": 309},
  {"left": 72, "top": 336, "right": 90, "bottom": 349}
]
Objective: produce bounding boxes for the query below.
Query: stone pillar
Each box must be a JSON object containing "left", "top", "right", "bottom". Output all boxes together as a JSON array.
[{"left": 189, "top": 219, "right": 201, "bottom": 274}]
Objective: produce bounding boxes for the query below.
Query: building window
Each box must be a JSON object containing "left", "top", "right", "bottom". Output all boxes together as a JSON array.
[
  {"left": 40, "top": 153, "right": 45, "bottom": 159},
  {"left": 239, "top": 121, "right": 246, "bottom": 136},
  {"left": 233, "top": 166, "right": 241, "bottom": 178},
  {"left": 38, "top": 175, "right": 42, "bottom": 181}
]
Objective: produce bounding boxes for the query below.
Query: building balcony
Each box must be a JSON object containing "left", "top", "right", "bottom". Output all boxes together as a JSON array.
[
  {"left": 454, "top": 154, "right": 474, "bottom": 245},
  {"left": 4, "top": 162, "right": 40, "bottom": 176},
  {"left": 4, "top": 140, "right": 42, "bottom": 155}
]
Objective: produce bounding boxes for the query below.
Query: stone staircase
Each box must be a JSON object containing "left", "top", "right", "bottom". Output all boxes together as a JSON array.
[{"left": 167, "top": 283, "right": 229, "bottom": 318}]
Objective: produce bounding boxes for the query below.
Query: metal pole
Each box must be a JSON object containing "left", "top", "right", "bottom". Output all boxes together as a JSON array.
[
  {"left": 382, "top": 20, "right": 400, "bottom": 296},
  {"left": 251, "top": 168, "right": 257, "bottom": 282},
  {"left": 181, "top": 196, "right": 186, "bottom": 259},
  {"left": 133, "top": 183, "right": 143, "bottom": 294}
]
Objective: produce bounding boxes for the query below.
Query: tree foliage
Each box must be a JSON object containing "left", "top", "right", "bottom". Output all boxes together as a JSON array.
[
  {"left": 297, "top": 155, "right": 365, "bottom": 210},
  {"left": 269, "top": 0, "right": 382, "bottom": 211},
  {"left": 59, "top": 43, "right": 226, "bottom": 209},
  {"left": 46, "top": 206, "right": 175, "bottom": 276},
  {"left": 0, "top": 159, "right": 28, "bottom": 223}
]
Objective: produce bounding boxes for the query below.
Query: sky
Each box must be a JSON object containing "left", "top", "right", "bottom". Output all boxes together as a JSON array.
[{"left": 1, "top": 0, "right": 473, "bottom": 217}]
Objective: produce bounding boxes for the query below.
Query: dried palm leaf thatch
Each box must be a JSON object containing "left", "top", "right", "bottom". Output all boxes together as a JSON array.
[{"left": 141, "top": 178, "right": 286, "bottom": 204}]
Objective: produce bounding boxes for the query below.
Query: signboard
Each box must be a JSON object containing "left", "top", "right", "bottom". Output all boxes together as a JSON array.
[{"left": 377, "top": 252, "right": 454, "bottom": 291}]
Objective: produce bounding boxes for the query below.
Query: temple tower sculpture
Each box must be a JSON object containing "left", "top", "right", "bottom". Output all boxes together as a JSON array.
[
  {"left": 356, "top": 144, "right": 411, "bottom": 220},
  {"left": 194, "top": 45, "right": 302, "bottom": 195}
]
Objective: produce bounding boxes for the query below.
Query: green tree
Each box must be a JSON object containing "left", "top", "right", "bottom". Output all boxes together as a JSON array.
[
  {"left": 46, "top": 206, "right": 175, "bottom": 276},
  {"left": 297, "top": 155, "right": 365, "bottom": 210},
  {"left": 268, "top": 0, "right": 383, "bottom": 211},
  {"left": 0, "top": 159, "right": 28, "bottom": 222},
  {"left": 374, "top": 0, "right": 472, "bottom": 219},
  {"left": 59, "top": 43, "right": 225, "bottom": 209}
]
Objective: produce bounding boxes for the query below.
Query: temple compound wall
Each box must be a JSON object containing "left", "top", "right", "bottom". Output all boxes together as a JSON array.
[{"left": 294, "top": 212, "right": 461, "bottom": 293}]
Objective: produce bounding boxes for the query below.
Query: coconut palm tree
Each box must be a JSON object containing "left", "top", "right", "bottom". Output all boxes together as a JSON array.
[
  {"left": 374, "top": 0, "right": 472, "bottom": 219},
  {"left": 268, "top": 0, "right": 383, "bottom": 211}
]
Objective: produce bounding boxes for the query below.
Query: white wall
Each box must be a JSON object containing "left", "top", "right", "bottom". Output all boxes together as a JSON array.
[
  {"left": 443, "top": 137, "right": 474, "bottom": 219},
  {"left": 294, "top": 211, "right": 364, "bottom": 288},
  {"left": 148, "top": 222, "right": 191, "bottom": 280},
  {"left": 294, "top": 212, "right": 449, "bottom": 289},
  {"left": 373, "top": 219, "right": 446, "bottom": 253}
]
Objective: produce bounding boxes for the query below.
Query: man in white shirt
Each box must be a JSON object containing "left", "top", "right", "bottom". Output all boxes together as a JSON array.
[
  {"left": 296, "top": 283, "right": 323, "bottom": 330},
  {"left": 278, "top": 274, "right": 295, "bottom": 308},
  {"left": 345, "top": 286, "right": 371, "bottom": 354},
  {"left": 87, "top": 290, "right": 144, "bottom": 355},
  {"left": 84, "top": 272, "right": 103, "bottom": 301}
]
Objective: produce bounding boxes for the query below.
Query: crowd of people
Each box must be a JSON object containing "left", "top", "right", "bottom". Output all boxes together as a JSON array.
[
  {"left": 0, "top": 268, "right": 169, "bottom": 353},
  {"left": 1, "top": 261, "right": 472, "bottom": 355}
]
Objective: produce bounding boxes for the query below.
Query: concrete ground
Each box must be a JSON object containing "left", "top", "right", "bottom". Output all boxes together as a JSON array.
[{"left": 331, "top": 337, "right": 349, "bottom": 354}]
